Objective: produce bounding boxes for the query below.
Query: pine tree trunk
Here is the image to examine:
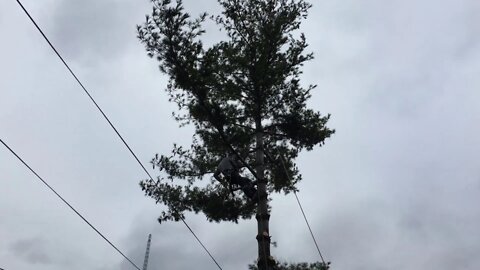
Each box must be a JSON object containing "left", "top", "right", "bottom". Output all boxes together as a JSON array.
[{"left": 255, "top": 121, "right": 273, "bottom": 270}]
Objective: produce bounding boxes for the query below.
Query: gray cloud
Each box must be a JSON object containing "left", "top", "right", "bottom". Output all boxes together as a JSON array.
[
  {"left": 48, "top": 0, "right": 148, "bottom": 65},
  {"left": 113, "top": 212, "right": 259, "bottom": 270},
  {"left": 10, "top": 238, "right": 52, "bottom": 265},
  {"left": 47, "top": 0, "right": 224, "bottom": 66},
  {"left": 2, "top": 0, "right": 480, "bottom": 270}
]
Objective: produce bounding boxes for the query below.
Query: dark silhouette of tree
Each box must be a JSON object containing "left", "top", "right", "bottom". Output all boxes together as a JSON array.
[
  {"left": 249, "top": 261, "right": 330, "bottom": 270},
  {"left": 137, "top": 0, "right": 334, "bottom": 269}
]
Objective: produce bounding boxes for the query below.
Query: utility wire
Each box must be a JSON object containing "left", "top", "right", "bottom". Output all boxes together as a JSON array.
[
  {"left": 14, "top": 0, "right": 154, "bottom": 183},
  {"left": 0, "top": 139, "right": 142, "bottom": 270},
  {"left": 14, "top": 1, "right": 223, "bottom": 269},
  {"left": 181, "top": 219, "right": 223, "bottom": 270},
  {"left": 262, "top": 149, "right": 327, "bottom": 265},
  {"left": 277, "top": 153, "right": 327, "bottom": 265},
  {"left": 293, "top": 192, "right": 326, "bottom": 264}
]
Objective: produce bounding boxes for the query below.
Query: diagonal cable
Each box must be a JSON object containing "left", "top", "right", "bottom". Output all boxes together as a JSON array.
[
  {"left": 14, "top": 1, "right": 223, "bottom": 269},
  {"left": 180, "top": 219, "right": 223, "bottom": 270},
  {"left": 277, "top": 153, "right": 326, "bottom": 265},
  {"left": 262, "top": 148, "right": 327, "bottom": 265},
  {"left": 1, "top": 139, "right": 142, "bottom": 270},
  {"left": 14, "top": 0, "right": 154, "bottom": 182}
]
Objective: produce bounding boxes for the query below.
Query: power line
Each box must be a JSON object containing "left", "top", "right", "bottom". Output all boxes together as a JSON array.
[
  {"left": 181, "top": 219, "right": 223, "bottom": 270},
  {"left": 293, "top": 192, "right": 326, "bottom": 264},
  {"left": 0, "top": 139, "right": 142, "bottom": 270},
  {"left": 14, "top": 0, "right": 154, "bottom": 183},
  {"left": 277, "top": 153, "right": 327, "bottom": 265},
  {"left": 14, "top": 1, "right": 223, "bottom": 269},
  {"left": 262, "top": 149, "right": 327, "bottom": 265}
]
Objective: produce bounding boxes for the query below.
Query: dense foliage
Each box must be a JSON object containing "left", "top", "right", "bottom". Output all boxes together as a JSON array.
[
  {"left": 249, "top": 261, "right": 331, "bottom": 270},
  {"left": 137, "top": 0, "right": 333, "bottom": 223}
]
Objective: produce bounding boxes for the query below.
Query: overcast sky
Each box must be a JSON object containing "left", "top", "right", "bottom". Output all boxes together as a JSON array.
[{"left": 1, "top": 0, "right": 480, "bottom": 270}]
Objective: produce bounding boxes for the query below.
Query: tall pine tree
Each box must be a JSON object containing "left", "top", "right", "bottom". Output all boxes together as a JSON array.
[{"left": 137, "top": 1, "right": 334, "bottom": 269}]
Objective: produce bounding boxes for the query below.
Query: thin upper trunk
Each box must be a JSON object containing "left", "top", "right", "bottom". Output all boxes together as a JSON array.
[{"left": 255, "top": 119, "right": 273, "bottom": 270}]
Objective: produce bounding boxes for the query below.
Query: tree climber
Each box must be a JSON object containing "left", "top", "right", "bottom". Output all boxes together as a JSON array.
[{"left": 213, "top": 154, "right": 258, "bottom": 202}]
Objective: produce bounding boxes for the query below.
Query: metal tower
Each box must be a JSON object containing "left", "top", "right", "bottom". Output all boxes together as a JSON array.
[{"left": 142, "top": 234, "right": 152, "bottom": 270}]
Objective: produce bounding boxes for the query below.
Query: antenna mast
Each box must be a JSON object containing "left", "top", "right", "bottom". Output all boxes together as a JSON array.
[{"left": 142, "top": 234, "right": 152, "bottom": 270}]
